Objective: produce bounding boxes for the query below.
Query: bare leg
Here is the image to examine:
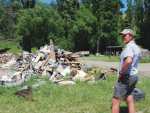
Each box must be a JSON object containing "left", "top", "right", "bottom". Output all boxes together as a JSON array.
[
  {"left": 111, "top": 96, "right": 122, "bottom": 113},
  {"left": 125, "top": 94, "right": 135, "bottom": 113}
]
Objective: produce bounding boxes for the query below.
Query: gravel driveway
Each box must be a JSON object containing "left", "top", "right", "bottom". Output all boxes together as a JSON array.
[{"left": 78, "top": 57, "right": 150, "bottom": 76}]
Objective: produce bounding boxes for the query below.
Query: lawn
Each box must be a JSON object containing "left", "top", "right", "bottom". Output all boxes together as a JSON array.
[
  {"left": 81, "top": 55, "right": 150, "bottom": 63},
  {"left": 0, "top": 73, "right": 149, "bottom": 113},
  {"left": 0, "top": 41, "right": 150, "bottom": 113},
  {"left": 0, "top": 40, "right": 38, "bottom": 54}
]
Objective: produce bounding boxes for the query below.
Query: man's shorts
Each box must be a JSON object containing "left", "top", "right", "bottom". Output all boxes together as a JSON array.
[{"left": 113, "top": 76, "right": 138, "bottom": 98}]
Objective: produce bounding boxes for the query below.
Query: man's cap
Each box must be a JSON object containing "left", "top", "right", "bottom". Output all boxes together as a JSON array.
[{"left": 119, "top": 29, "right": 134, "bottom": 36}]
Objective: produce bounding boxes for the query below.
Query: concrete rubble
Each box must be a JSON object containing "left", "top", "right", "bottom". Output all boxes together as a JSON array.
[{"left": 0, "top": 39, "right": 116, "bottom": 88}]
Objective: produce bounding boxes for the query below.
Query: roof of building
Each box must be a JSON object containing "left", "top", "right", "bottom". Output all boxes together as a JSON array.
[{"left": 106, "top": 46, "right": 125, "bottom": 48}]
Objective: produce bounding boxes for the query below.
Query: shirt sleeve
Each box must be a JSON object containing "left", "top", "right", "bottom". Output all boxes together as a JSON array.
[{"left": 123, "top": 46, "right": 133, "bottom": 58}]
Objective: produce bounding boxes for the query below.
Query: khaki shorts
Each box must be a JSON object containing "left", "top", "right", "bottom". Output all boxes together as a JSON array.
[{"left": 113, "top": 76, "right": 138, "bottom": 98}]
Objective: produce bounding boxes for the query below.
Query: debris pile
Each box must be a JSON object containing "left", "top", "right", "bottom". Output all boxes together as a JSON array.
[{"left": 0, "top": 39, "right": 117, "bottom": 88}]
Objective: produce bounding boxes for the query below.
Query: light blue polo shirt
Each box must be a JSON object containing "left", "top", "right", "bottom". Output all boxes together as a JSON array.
[{"left": 117, "top": 41, "right": 142, "bottom": 77}]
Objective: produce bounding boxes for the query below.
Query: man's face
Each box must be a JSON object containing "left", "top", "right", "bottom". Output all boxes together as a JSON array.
[{"left": 122, "top": 34, "right": 133, "bottom": 44}]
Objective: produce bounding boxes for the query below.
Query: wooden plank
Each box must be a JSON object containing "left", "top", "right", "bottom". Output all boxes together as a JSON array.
[
  {"left": 41, "top": 66, "right": 53, "bottom": 72},
  {"left": 50, "top": 39, "right": 56, "bottom": 62},
  {"left": 34, "top": 55, "right": 41, "bottom": 63},
  {"left": 17, "top": 44, "right": 24, "bottom": 52},
  {"left": 20, "top": 64, "right": 29, "bottom": 72},
  {"left": 38, "top": 54, "right": 52, "bottom": 71}
]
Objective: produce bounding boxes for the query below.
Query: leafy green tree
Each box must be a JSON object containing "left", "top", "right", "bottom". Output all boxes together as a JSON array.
[
  {"left": 92, "top": 0, "right": 105, "bottom": 53},
  {"left": 21, "top": 0, "right": 36, "bottom": 9},
  {"left": 0, "top": 0, "right": 22, "bottom": 39},
  {"left": 16, "top": 2, "right": 64, "bottom": 52},
  {"left": 81, "top": 0, "right": 92, "bottom": 10},
  {"left": 56, "top": 0, "right": 79, "bottom": 51},
  {"left": 135, "top": 0, "right": 150, "bottom": 50},
  {"left": 125, "top": 0, "right": 134, "bottom": 29},
  {"left": 72, "top": 4, "right": 97, "bottom": 52},
  {"left": 100, "top": 0, "right": 121, "bottom": 52},
  {"left": 50, "top": 0, "right": 57, "bottom": 10}
]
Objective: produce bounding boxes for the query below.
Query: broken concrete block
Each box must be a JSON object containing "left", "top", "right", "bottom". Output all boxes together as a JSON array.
[
  {"left": 19, "top": 85, "right": 28, "bottom": 90},
  {"left": 44, "top": 52, "right": 49, "bottom": 59},
  {"left": 53, "top": 65, "right": 58, "bottom": 70},
  {"left": 58, "top": 80, "right": 76, "bottom": 85},
  {"left": 34, "top": 61, "right": 43, "bottom": 70},
  {"left": 47, "top": 59, "right": 55, "bottom": 65},
  {"left": 5, "top": 79, "right": 24, "bottom": 87}
]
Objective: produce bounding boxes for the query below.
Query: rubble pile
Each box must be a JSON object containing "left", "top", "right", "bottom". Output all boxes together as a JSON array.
[{"left": 0, "top": 40, "right": 116, "bottom": 88}]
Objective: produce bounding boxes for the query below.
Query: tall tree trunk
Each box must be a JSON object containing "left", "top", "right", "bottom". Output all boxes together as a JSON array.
[{"left": 97, "top": 20, "right": 100, "bottom": 53}]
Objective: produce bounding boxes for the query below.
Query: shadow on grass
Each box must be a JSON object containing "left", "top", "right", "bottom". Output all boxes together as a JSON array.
[
  {"left": 0, "top": 48, "right": 10, "bottom": 54},
  {"left": 120, "top": 106, "right": 128, "bottom": 113}
]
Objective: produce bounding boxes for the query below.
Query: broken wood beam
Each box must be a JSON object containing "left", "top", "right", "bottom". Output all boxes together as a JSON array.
[
  {"left": 17, "top": 44, "right": 24, "bottom": 52},
  {"left": 20, "top": 64, "right": 29, "bottom": 72},
  {"left": 38, "top": 54, "right": 52, "bottom": 71},
  {"left": 50, "top": 39, "right": 56, "bottom": 62}
]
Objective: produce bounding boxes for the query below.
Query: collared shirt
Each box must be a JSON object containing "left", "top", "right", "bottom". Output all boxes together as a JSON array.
[{"left": 117, "top": 41, "right": 142, "bottom": 77}]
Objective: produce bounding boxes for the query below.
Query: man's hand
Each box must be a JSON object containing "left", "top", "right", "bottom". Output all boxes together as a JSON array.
[
  {"left": 118, "top": 72, "right": 124, "bottom": 81},
  {"left": 118, "top": 74, "right": 123, "bottom": 81}
]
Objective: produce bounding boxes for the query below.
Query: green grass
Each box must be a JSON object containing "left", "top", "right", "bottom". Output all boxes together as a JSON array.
[
  {"left": 81, "top": 55, "right": 120, "bottom": 62},
  {"left": 0, "top": 74, "right": 150, "bottom": 113},
  {"left": 81, "top": 55, "right": 150, "bottom": 63},
  {"left": 0, "top": 41, "right": 38, "bottom": 54}
]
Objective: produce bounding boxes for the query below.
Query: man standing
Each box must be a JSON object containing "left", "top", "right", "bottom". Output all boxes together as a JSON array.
[{"left": 111, "top": 29, "right": 142, "bottom": 113}]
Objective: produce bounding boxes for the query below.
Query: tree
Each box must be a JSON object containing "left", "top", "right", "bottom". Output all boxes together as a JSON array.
[
  {"left": 81, "top": 0, "right": 91, "bottom": 10},
  {"left": 56, "top": 0, "right": 80, "bottom": 51},
  {"left": 135, "top": 0, "right": 150, "bottom": 50},
  {"left": 100, "top": 0, "right": 121, "bottom": 52},
  {"left": 0, "top": 0, "right": 22, "bottom": 39},
  {"left": 50, "top": 0, "right": 57, "bottom": 10},
  {"left": 125, "top": 0, "right": 134, "bottom": 29},
  {"left": 92, "top": 0, "right": 105, "bottom": 53},
  {"left": 72, "top": 4, "right": 97, "bottom": 52},
  {"left": 21, "top": 0, "right": 36, "bottom": 9},
  {"left": 16, "top": 2, "right": 64, "bottom": 52}
]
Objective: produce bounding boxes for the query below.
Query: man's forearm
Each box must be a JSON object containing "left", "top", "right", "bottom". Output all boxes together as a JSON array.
[{"left": 119, "top": 57, "right": 133, "bottom": 74}]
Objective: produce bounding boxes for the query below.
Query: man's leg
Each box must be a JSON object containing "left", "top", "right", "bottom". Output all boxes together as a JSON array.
[
  {"left": 125, "top": 94, "right": 135, "bottom": 113},
  {"left": 111, "top": 96, "right": 122, "bottom": 113}
]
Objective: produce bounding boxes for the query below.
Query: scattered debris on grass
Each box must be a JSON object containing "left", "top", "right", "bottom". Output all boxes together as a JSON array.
[{"left": 0, "top": 39, "right": 117, "bottom": 88}]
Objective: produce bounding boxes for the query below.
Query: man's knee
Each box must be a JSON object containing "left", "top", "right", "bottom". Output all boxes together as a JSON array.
[
  {"left": 125, "top": 95, "right": 134, "bottom": 104},
  {"left": 112, "top": 96, "right": 122, "bottom": 105}
]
